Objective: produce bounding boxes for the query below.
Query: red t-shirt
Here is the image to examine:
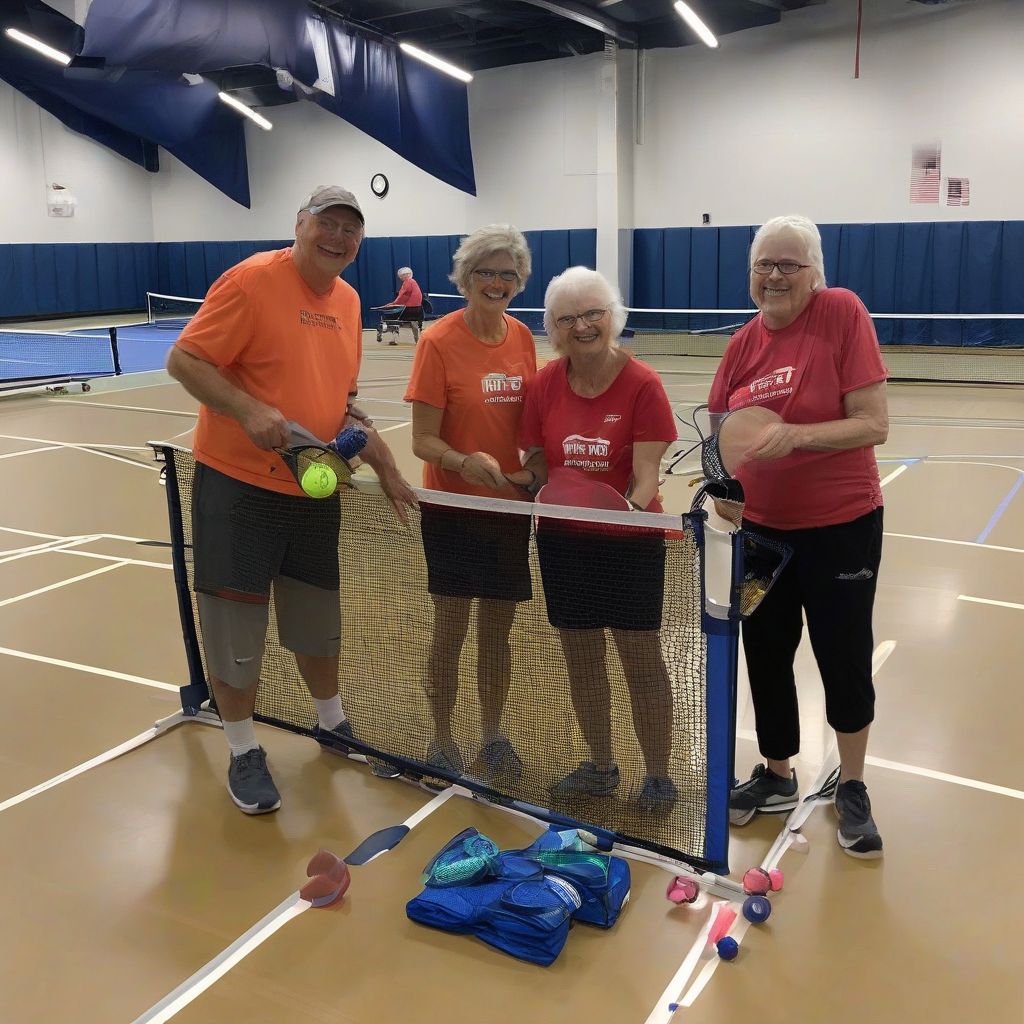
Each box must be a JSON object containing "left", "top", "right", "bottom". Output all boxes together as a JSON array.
[
  {"left": 707, "top": 288, "right": 888, "bottom": 530},
  {"left": 519, "top": 354, "right": 676, "bottom": 512},
  {"left": 404, "top": 310, "right": 537, "bottom": 497},
  {"left": 394, "top": 277, "right": 423, "bottom": 307}
]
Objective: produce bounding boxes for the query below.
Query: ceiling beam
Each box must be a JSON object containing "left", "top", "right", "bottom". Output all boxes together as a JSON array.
[{"left": 517, "top": 0, "right": 637, "bottom": 45}]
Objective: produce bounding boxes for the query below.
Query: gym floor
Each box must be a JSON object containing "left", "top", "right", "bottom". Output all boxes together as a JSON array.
[{"left": 0, "top": 336, "right": 1020, "bottom": 1023}]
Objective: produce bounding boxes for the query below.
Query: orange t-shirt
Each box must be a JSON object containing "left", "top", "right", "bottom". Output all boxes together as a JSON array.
[
  {"left": 404, "top": 310, "right": 537, "bottom": 497},
  {"left": 175, "top": 248, "right": 361, "bottom": 494}
]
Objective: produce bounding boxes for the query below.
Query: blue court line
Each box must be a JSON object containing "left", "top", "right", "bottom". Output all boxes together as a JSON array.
[{"left": 976, "top": 475, "right": 1024, "bottom": 544}]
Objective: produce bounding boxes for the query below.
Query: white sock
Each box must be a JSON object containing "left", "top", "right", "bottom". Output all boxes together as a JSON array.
[
  {"left": 314, "top": 696, "right": 346, "bottom": 731},
  {"left": 223, "top": 718, "right": 259, "bottom": 757}
]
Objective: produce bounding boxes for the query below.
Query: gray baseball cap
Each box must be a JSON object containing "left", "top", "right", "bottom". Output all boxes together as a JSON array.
[{"left": 299, "top": 185, "right": 364, "bottom": 224}]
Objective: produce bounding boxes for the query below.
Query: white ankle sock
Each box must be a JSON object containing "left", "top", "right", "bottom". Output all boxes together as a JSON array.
[
  {"left": 224, "top": 718, "right": 258, "bottom": 757},
  {"left": 314, "top": 696, "right": 346, "bottom": 731}
]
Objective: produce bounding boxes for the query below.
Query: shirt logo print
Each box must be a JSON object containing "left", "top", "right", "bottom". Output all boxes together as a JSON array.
[{"left": 480, "top": 373, "right": 524, "bottom": 404}]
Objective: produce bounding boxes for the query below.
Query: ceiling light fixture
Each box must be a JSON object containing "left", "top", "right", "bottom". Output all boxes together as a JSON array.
[
  {"left": 399, "top": 42, "right": 473, "bottom": 83},
  {"left": 5, "top": 26, "right": 71, "bottom": 65},
  {"left": 673, "top": 2, "right": 719, "bottom": 49},
  {"left": 217, "top": 91, "right": 273, "bottom": 130}
]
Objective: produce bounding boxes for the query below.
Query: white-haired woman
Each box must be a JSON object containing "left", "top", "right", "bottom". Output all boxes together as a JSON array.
[
  {"left": 518, "top": 266, "right": 678, "bottom": 815},
  {"left": 380, "top": 266, "right": 423, "bottom": 343},
  {"left": 404, "top": 224, "right": 536, "bottom": 782},
  {"left": 708, "top": 215, "right": 889, "bottom": 859}
]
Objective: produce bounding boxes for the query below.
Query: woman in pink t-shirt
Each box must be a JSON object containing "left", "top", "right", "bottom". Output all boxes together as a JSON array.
[
  {"left": 519, "top": 267, "right": 678, "bottom": 816},
  {"left": 707, "top": 215, "right": 889, "bottom": 859}
]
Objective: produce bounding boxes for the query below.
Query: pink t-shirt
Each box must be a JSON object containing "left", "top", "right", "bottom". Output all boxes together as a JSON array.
[
  {"left": 707, "top": 288, "right": 888, "bottom": 530},
  {"left": 519, "top": 354, "right": 676, "bottom": 512}
]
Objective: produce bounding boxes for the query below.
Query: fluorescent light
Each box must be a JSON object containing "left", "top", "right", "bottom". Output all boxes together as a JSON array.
[
  {"left": 399, "top": 42, "right": 473, "bottom": 83},
  {"left": 5, "top": 27, "right": 71, "bottom": 65},
  {"left": 217, "top": 91, "right": 273, "bottom": 131},
  {"left": 673, "top": 2, "right": 718, "bottom": 49}
]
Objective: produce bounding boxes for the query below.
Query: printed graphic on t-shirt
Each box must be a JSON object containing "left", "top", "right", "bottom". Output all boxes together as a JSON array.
[
  {"left": 299, "top": 310, "right": 340, "bottom": 330},
  {"left": 733, "top": 365, "right": 797, "bottom": 407},
  {"left": 562, "top": 433, "right": 611, "bottom": 471},
  {"left": 480, "top": 372, "right": 525, "bottom": 404},
  {"left": 603, "top": 413, "right": 621, "bottom": 423}
]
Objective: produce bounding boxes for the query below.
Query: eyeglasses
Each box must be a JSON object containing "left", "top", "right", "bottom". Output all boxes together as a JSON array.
[
  {"left": 313, "top": 214, "right": 361, "bottom": 239},
  {"left": 752, "top": 260, "right": 810, "bottom": 276},
  {"left": 473, "top": 268, "right": 519, "bottom": 283},
  {"left": 554, "top": 308, "right": 608, "bottom": 330}
]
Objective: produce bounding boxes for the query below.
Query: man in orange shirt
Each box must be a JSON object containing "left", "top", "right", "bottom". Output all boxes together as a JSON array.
[{"left": 167, "top": 185, "right": 415, "bottom": 815}]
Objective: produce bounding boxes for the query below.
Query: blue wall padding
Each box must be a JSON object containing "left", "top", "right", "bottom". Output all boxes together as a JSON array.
[{"left": 3, "top": 223, "right": 1022, "bottom": 346}]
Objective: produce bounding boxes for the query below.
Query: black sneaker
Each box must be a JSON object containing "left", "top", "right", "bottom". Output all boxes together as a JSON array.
[
  {"left": 316, "top": 720, "right": 400, "bottom": 779},
  {"left": 637, "top": 774, "right": 679, "bottom": 815},
  {"left": 551, "top": 761, "right": 620, "bottom": 799},
  {"left": 227, "top": 747, "right": 281, "bottom": 815},
  {"left": 834, "top": 779, "right": 884, "bottom": 859},
  {"left": 729, "top": 763, "right": 798, "bottom": 825}
]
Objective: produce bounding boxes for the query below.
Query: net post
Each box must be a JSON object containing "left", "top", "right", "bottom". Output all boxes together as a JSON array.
[
  {"left": 153, "top": 444, "right": 210, "bottom": 716},
  {"left": 108, "top": 327, "right": 122, "bottom": 376}
]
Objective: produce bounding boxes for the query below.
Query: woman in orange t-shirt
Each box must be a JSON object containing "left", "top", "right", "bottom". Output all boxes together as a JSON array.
[{"left": 404, "top": 224, "right": 536, "bottom": 784}]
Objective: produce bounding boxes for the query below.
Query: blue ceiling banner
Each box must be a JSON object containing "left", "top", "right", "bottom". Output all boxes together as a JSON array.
[
  {"left": 78, "top": 0, "right": 477, "bottom": 195},
  {"left": 78, "top": 0, "right": 321, "bottom": 86},
  {"left": 0, "top": 0, "right": 251, "bottom": 206}
]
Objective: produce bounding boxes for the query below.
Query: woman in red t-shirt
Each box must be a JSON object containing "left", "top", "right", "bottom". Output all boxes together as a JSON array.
[
  {"left": 404, "top": 225, "right": 536, "bottom": 784},
  {"left": 707, "top": 215, "right": 889, "bottom": 859},
  {"left": 519, "top": 267, "right": 679, "bottom": 815}
]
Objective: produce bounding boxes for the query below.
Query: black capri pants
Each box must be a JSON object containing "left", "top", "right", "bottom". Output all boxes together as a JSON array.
[{"left": 741, "top": 507, "right": 883, "bottom": 760}]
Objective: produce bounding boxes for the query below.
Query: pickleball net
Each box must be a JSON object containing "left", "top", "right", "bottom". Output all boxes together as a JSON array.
[{"left": 155, "top": 445, "right": 744, "bottom": 873}]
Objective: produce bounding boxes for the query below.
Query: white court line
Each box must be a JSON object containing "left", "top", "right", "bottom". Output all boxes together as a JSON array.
[
  {"left": 51, "top": 400, "right": 198, "bottom": 418},
  {"left": 0, "top": 646, "right": 179, "bottom": 691},
  {"left": 60, "top": 549, "right": 171, "bottom": 571},
  {"left": 0, "top": 534, "right": 100, "bottom": 565},
  {"left": 377, "top": 421, "right": 411, "bottom": 433},
  {"left": 0, "top": 561, "right": 128, "bottom": 609},
  {"left": 879, "top": 464, "right": 909, "bottom": 487},
  {"left": 131, "top": 895, "right": 311, "bottom": 1024},
  {"left": 885, "top": 532, "right": 1024, "bottom": 555},
  {"left": 863, "top": 756, "right": 1023, "bottom": 800},
  {"left": 0, "top": 434, "right": 158, "bottom": 471},
  {"left": 957, "top": 594, "right": 1024, "bottom": 611},
  {"left": 0, "top": 444, "right": 62, "bottom": 461},
  {"left": 0, "top": 711, "right": 191, "bottom": 815},
  {"left": 133, "top": 787, "right": 454, "bottom": 1024}
]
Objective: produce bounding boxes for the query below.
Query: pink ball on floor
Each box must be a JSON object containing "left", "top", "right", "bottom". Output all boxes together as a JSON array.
[
  {"left": 666, "top": 876, "right": 700, "bottom": 904},
  {"left": 768, "top": 868, "right": 784, "bottom": 892},
  {"left": 742, "top": 867, "right": 772, "bottom": 895}
]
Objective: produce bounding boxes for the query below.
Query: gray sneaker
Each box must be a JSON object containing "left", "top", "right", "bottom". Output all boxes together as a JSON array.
[
  {"left": 834, "top": 779, "right": 884, "bottom": 859},
  {"left": 315, "top": 719, "right": 400, "bottom": 779},
  {"left": 551, "top": 761, "right": 620, "bottom": 799},
  {"left": 426, "top": 738, "right": 466, "bottom": 775},
  {"left": 471, "top": 735, "right": 524, "bottom": 785},
  {"left": 227, "top": 747, "right": 281, "bottom": 815},
  {"left": 637, "top": 774, "right": 679, "bottom": 815},
  {"left": 729, "top": 763, "right": 798, "bottom": 825}
]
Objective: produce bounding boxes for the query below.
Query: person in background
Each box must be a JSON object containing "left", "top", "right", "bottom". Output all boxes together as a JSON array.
[
  {"left": 166, "top": 185, "right": 416, "bottom": 814},
  {"left": 708, "top": 214, "right": 888, "bottom": 859},
  {"left": 380, "top": 266, "right": 424, "bottom": 344}
]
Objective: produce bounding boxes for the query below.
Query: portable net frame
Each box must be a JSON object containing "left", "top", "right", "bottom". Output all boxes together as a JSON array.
[{"left": 154, "top": 445, "right": 751, "bottom": 874}]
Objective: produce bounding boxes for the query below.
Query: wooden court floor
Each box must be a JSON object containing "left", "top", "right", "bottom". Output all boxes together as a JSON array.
[{"left": 0, "top": 341, "right": 1021, "bottom": 1024}]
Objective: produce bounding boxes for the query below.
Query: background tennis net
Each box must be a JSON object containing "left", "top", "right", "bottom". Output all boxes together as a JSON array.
[{"left": 428, "top": 295, "right": 1024, "bottom": 385}]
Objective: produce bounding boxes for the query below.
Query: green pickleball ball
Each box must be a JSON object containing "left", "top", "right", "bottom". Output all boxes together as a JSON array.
[{"left": 301, "top": 463, "right": 337, "bottom": 498}]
